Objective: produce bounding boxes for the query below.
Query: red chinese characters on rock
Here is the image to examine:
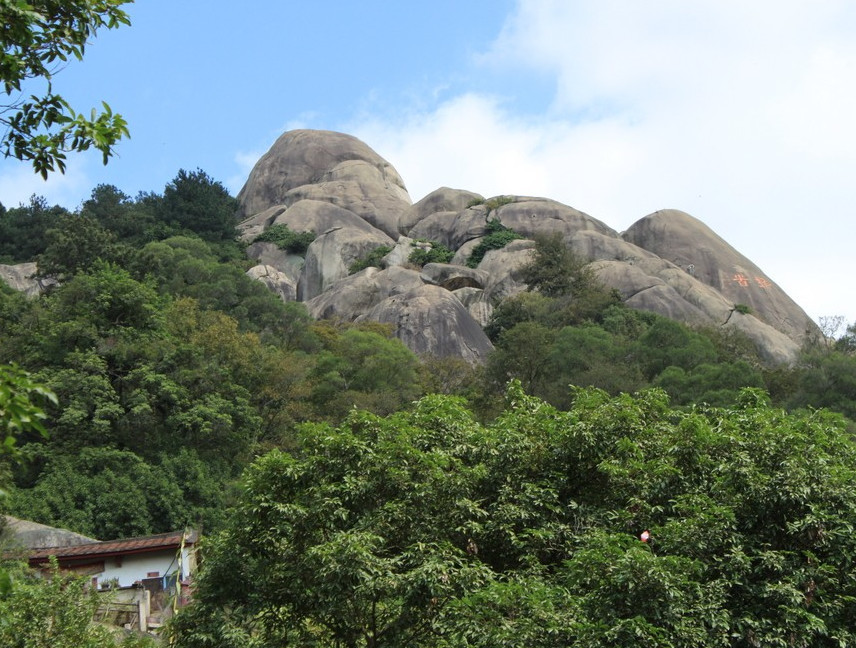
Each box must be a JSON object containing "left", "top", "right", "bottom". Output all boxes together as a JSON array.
[{"left": 732, "top": 273, "right": 772, "bottom": 289}]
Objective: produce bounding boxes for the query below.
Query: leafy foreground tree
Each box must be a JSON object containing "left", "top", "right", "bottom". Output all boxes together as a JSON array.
[
  {"left": 0, "top": 560, "right": 155, "bottom": 647},
  {"left": 171, "top": 384, "right": 856, "bottom": 647},
  {"left": 0, "top": 0, "right": 132, "bottom": 177}
]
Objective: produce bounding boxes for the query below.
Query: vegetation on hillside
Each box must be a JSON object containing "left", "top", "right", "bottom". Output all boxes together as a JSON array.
[
  {"left": 466, "top": 218, "right": 523, "bottom": 268},
  {"left": 170, "top": 384, "right": 856, "bottom": 647},
  {"left": 1, "top": 172, "right": 856, "bottom": 645},
  {"left": 252, "top": 223, "right": 315, "bottom": 253}
]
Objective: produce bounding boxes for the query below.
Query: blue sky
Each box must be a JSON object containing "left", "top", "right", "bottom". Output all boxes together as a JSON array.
[{"left": 2, "top": 0, "right": 855, "bottom": 329}]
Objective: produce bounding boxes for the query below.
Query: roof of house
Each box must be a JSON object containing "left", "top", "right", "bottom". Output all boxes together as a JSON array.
[{"left": 27, "top": 529, "right": 198, "bottom": 564}]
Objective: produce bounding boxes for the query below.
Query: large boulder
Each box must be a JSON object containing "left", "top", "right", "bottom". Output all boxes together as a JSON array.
[
  {"left": 267, "top": 199, "right": 381, "bottom": 238},
  {"left": 592, "top": 260, "right": 718, "bottom": 325},
  {"left": 420, "top": 263, "right": 489, "bottom": 291},
  {"left": 305, "top": 266, "right": 425, "bottom": 321},
  {"left": 237, "top": 205, "right": 287, "bottom": 242},
  {"left": 244, "top": 242, "right": 304, "bottom": 279},
  {"left": 570, "top": 230, "right": 659, "bottom": 264},
  {"left": 297, "top": 226, "right": 394, "bottom": 301},
  {"left": 476, "top": 239, "right": 536, "bottom": 303},
  {"left": 237, "top": 130, "right": 411, "bottom": 238},
  {"left": 246, "top": 264, "right": 297, "bottom": 302},
  {"left": 453, "top": 286, "right": 494, "bottom": 327},
  {"left": 592, "top": 258, "right": 802, "bottom": 364},
  {"left": 490, "top": 197, "right": 617, "bottom": 241},
  {"left": 724, "top": 311, "right": 802, "bottom": 366},
  {"left": 400, "top": 187, "right": 483, "bottom": 233},
  {"left": 407, "top": 206, "right": 489, "bottom": 250},
  {"left": 359, "top": 284, "right": 494, "bottom": 363},
  {"left": 623, "top": 209, "right": 818, "bottom": 342},
  {"left": 383, "top": 236, "right": 426, "bottom": 268}
]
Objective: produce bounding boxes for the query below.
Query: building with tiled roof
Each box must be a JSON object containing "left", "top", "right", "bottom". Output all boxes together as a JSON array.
[
  {"left": 27, "top": 528, "right": 198, "bottom": 589},
  {"left": 25, "top": 527, "right": 199, "bottom": 631}
]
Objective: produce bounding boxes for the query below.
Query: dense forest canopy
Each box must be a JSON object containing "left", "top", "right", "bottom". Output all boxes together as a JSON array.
[
  {"left": 169, "top": 384, "right": 856, "bottom": 647},
  {"left": 1, "top": 171, "right": 855, "bottom": 646},
  {"left": 0, "top": 172, "right": 855, "bottom": 540}
]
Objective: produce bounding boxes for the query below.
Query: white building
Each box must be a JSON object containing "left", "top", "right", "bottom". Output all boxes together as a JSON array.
[{"left": 26, "top": 528, "right": 198, "bottom": 630}]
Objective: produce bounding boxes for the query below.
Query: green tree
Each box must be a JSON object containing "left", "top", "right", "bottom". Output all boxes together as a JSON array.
[
  {"left": 172, "top": 385, "right": 856, "bottom": 647},
  {"left": 308, "top": 324, "right": 424, "bottom": 420},
  {"left": 788, "top": 350, "right": 856, "bottom": 422},
  {"left": 654, "top": 360, "right": 765, "bottom": 407},
  {"left": 9, "top": 447, "right": 183, "bottom": 539},
  {"left": 0, "top": 560, "right": 156, "bottom": 647},
  {"left": 543, "top": 324, "right": 645, "bottom": 404},
  {"left": 131, "top": 236, "right": 312, "bottom": 342},
  {"left": 160, "top": 169, "right": 238, "bottom": 242},
  {"left": 408, "top": 240, "right": 455, "bottom": 267},
  {"left": 169, "top": 398, "right": 496, "bottom": 648},
  {"left": 0, "top": 363, "right": 55, "bottom": 465},
  {"left": 483, "top": 291, "right": 553, "bottom": 342},
  {"left": 252, "top": 223, "right": 315, "bottom": 254},
  {"left": 519, "top": 232, "right": 585, "bottom": 298},
  {"left": 519, "top": 233, "right": 620, "bottom": 324},
  {"left": 0, "top": 195, "right": 67, "bottom": 263},
  {"left": 635, "top": 317, "right": 718, "bottom": 379},
  {"left": 7, "top": 446, "right": 223, "bottom": 539},
  {"left": 486, "top": 321, "right": 555, "bottom": 395},
  {"left": 0, "top": 0, "right": 131, "bottom": 177},
  {"left": 37, "top": 215, "right": 125, "bottom": 278},
  {"left": 80, "top": 184, "right": 167, "bottom": 246},
  {"left": 349, "top": 244, "right": 392, "bottom": 274}
]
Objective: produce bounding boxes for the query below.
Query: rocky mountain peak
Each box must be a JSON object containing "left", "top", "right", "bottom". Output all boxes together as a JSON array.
[{"left": 238, "top": 129, "right": 818, "bottom": 365}]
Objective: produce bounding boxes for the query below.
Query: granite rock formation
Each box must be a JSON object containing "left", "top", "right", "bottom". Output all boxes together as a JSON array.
[{"left": 237, "top": 130, "right": 818, "bottom": 365}]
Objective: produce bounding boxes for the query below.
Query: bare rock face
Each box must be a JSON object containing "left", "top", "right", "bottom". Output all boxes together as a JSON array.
[
  {"left": 593, "top": 260, "right": 719, "bottom": 324},
  {"left": 420, "top": 263, "right": 488, "bottom": 291},
  {"left": 236, "top": 129, "right": 817, "bottom": 366},
  {"left": 724, "top": 311, "right": 802, "bottom": 366},
  {"left": 383, "top": 236, "right": 424, "bottom": 268},
  {"left": 359, "top": 284, "right": 494, "bottom": 363},
  {"left": 570, "top": 230, "right": 659, "bottom": 264},
  {"left": 623, "top": 210, "right": 817, "bottom": 343},
  {"left": 407, "top": 207, "right": 489, "bottom": 250},
  {"left": 245, "top": 242, "right": 304, "bottom": 279},
  {"left": 591, "top": 257, "right": 802, "bottom": 364},
  {"left": 238, "top": 205, "right": 287, "bottom": 242},
  {"left": 246, "top": 264, "right": 297, "bottom": 302},
  {"left": 400, "top": 187, "right": 483, "bottom": 233},
  {"left": 453, "top": 287, "right": 494, "bottom": 327},
  {"left": 305, "top": 266, "right": 425, "bottom": 321},
  {"left": 237, "top": 130, "right": 411, "bottom": 238},
  {"left": 270, "top": 199, "right": 382, "bottom": 236},
  {"left": 0, "top": 262, "right": 54, "bottom": 296},
  {"left": 298, "top": 226, "right": 395, "bottom": 301},
  {"left": 1, "top": 515, "right": 98, "bottom": 550},
  {"left": 406, "top": 196, "right": 614, "bottom": 254},
  {"left": 476, "top": 239, "right": 536, "bottom": 303},
  {"left": 490, "top": 197, "right": 617, "bottom": 241}
]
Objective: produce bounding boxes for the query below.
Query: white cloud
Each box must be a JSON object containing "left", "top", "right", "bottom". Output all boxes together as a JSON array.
[
  {"left": 0, "top": 157, "right": 92, "bottom": 210},
  {"left": 349, "top": 1, "right": 856, "bottom": 325}
]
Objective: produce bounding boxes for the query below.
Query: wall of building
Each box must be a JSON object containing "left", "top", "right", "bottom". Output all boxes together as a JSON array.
[{"left": 96, "top": 549, "right": 179, "bottom": 588}]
